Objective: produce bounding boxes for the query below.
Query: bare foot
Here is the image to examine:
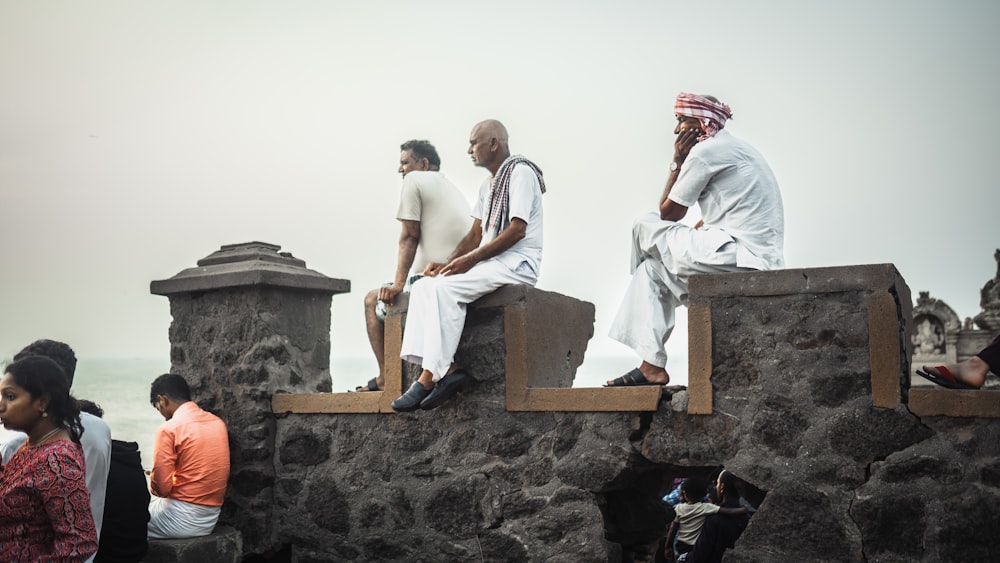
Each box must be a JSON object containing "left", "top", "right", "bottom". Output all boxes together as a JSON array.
[{"left": 922, "top": 356, "right": 989, "bottom": 389}]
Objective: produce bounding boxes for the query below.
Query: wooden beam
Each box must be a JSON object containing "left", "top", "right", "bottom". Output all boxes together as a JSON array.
[
  {"left": 687, "top": 300, "right": 713, "bottom": 415},
  {"left": 909, "top": 389, "right": 1000, "bottom": 418},
  {"left": 507, "top": 387, "right": 662, "bottom": 412},
  {"left": 867, "top": 292, "right": 901, "bottom": 409},
  {"left": 382, "top": 313, "right": 405, "bottom": 412},
  {"left": 272, "top": 392, "right": 390, "bottom": 414},
  {"left": 504, "top": 306, "right": 530, "bottom": 408}
]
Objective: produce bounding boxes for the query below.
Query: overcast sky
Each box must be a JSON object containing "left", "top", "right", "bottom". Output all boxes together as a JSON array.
[{"left": 2, "top": 1, "right": 997, "bottom": 389}]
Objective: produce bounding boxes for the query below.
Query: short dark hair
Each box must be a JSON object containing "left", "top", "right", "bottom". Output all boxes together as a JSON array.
[
  {"left": 400, "top": 139, "right": 441, "bottom": 169},
  {"left": 4, "top": 355, "right": 84, "bottom": 441},
  {"left": 150, "top": 373, "right": 192, "bottom": 406},
  {"left": 681, "top": 477, "right": 710, "bottom": 501},
  {"left": 78, "top": 399, "right": 104, "bottom": 418},
  {"left": 13, "top": 339, "right": 77, "bottom": 387}
]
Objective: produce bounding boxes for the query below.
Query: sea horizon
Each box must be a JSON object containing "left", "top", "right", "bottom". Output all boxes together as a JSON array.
[{"left": 0, "top": 353, "right": 690, "bottom": 465}]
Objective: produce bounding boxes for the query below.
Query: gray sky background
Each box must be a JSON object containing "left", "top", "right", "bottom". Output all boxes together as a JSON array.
[{"left": 2, "top": 1, "right": 998, "bottom": 389}]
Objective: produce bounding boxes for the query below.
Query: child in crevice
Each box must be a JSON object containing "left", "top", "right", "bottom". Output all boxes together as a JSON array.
[{"left": 664, "top": 477, "right": 748, "bottom": 562}]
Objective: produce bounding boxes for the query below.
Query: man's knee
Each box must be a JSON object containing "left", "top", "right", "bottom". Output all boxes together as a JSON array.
[
  {"left": 640, "top": 258, "right": 666, "bottom": 280},
  {"left": 364, "top": 288, "right": 379, "bottom": 309}
]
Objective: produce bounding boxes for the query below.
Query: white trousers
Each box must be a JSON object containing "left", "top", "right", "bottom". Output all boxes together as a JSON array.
[
  {"left": 147, "top": 496, "right": 221, "bottom": 539},
  {"left": 609, "top": 212, "right": 748, "bottom": 368},
  {"left": 401, "top": 258, "right": 537, "bottom": 381}
]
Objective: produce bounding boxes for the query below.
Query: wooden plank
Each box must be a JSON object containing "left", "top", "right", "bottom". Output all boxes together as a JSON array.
[
  {"left": 382, "top": 314, "right": 405, "bottom": 411},
  {"left": 909, "top": 389, "right": 1000, "bottom": 418},
  {"left": 504, "top": 306, "right": 530, "bottom": 408},
  {"left": 272, "top": 392, "right": 386, "bottom": 414},
  {"left": 687, "top": 300, "right": 713, "bottom": 415},
  {"left": 867, "top": 292, "right": 901, "bottom": 409},
  {"left": 507, "top": 387, "right": 662, "bottom": 412}
]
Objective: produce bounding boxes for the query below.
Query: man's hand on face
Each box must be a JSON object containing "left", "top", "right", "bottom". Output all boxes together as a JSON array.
[{"left": 674, "top": 126, "right": 701, "bottom": 164}]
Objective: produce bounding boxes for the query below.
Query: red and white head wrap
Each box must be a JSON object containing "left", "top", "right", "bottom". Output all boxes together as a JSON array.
[{"left": 674, "top": 92, "right": 733, "bottom": 141}]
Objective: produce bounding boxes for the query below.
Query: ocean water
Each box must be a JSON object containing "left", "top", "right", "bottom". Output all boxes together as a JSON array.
[
  {"left": 0, "top": 353, "right": 689, "bottom": 462},
  {"left": 0, "top": 357, "right": 168, "bottom": 467}
]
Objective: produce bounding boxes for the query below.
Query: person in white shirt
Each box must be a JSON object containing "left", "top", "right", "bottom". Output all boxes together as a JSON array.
[
  {"left": 607, "top": 93, "right": 785, "bottom": 387},
  {"left": 391, "top": 119, "right": 546, "bottom": 412},
  {"left": 358, "top": 140, "right": 474, "bottom": 392}
]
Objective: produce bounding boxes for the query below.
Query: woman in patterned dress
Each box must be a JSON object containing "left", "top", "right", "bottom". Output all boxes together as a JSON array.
[{"left": 0, "top": 355, "right": 97, "bottom": 562}]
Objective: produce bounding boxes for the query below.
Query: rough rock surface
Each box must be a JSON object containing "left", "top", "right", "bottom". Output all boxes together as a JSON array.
[
  {"left": 274, "top": 295, "right": 624, "bottom": 562},
  {"left": 165, "top": 287, "right": 335, "bottom": 556},
  {"left": 155, "top": 252, "right": 1000, "bottom": 562}
]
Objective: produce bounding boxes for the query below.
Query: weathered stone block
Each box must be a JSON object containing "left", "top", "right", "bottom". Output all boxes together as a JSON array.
[
  {"left": 734, "top": 483, "right": 858, "bottom": 561},
  {"left": 389, "top": 283, "right": 594, "bottom": 390},
  {"left": 144, "top": 526, "right": 242, "bottom": 563}
]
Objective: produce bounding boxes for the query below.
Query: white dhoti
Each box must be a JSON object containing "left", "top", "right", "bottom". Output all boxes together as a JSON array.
[
  {"left": 401, "top": 258, "right": 538, "bottom": 381},
  {"left": 609, "top": 212, "right": 749, "bottom": 368},
  {"left": 147, "top": 497, "right": 221, "bottom": 539}
]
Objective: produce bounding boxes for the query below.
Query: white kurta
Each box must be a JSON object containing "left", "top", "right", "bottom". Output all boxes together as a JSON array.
[
  {"left": 609, "top": 129, "right": 784, "bottom": 368},
  {"left": 609, "top": 213, "right": 747, "bottom": 367},
  {"left": 400, "top": 163, "right": 543, "bottom": 381}
]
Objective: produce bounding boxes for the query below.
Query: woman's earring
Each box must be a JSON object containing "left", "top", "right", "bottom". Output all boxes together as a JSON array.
[{"left": 42, "top": 411, "right": 48, "bottom": 418}]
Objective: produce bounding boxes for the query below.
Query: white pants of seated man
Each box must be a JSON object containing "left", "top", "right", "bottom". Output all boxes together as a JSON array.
[
  {"left": 401, "top": 258, "right": 537, "bottom": 381},
  {"left": 147, "top": 497, "right": 220, "bottom": 539},
  {"left": 609, "top": 213, "right": 750, "bottom": 368}
]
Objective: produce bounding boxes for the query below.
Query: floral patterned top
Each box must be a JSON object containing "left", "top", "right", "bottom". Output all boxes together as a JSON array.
[{"left": 0, "top": 439, "right": 98, "bottom": 562}]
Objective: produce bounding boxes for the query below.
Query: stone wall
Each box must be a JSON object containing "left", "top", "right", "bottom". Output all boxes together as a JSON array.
[
  {"left": 268, "top": 265, "right": 1000, "bottom": 562},
  {"left": 153, "top": 247, "right": 1000, "bottom": 562},
  {"left": 272, "top": 289, "right": 625, "bottom": 561}
]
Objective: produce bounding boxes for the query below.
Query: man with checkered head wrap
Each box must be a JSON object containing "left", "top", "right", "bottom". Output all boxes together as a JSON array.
[{"left": 605, "top": 93, "right": 785, "bottom": 387}]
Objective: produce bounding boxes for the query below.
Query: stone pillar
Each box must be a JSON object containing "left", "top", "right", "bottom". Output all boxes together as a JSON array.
[{"left": 150, "top": 241, "right": 349, "bottom": 557}]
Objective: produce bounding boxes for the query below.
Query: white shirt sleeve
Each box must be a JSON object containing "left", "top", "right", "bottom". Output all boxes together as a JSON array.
[
  {"left": 396, "top": 173, "right": 422, "bottom": 221},
  {"left": 508, "top": 164, "right": 540, "bottom": 224},
  {"left": 0, "top": 432, "right": 27, "bottom": 464},
  {"left": 472, "top": 177, "right": 491, "bottom": 221},
  {"left": 80, "top": 413, "right": 112, "bottom": 544},
  {"left": 668, "top": 153, "right": 714, "bottom": 208}
]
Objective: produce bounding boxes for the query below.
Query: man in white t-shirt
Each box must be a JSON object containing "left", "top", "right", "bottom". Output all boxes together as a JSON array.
[
  {"left": 0, "top": 339, "right": 112, "bottom": 563},
  {"left": 606, "top": 93, "right": 785, "bottom": 387},
  {"left": 358, "top": 140, "right": 473, "bottom": 392},
  {"left": 391, "top": 119, "right": 546, "bottom": 412}
]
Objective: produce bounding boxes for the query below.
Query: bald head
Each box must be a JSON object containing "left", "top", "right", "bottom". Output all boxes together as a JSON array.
[
  {"left": 468, "top": 119, "right": 511, "bottom": 174},
  {"left": 473, "top": 119, "right": 508, "bottom": 146}
]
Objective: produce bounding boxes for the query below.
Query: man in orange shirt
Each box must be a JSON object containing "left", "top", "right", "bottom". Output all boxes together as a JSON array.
[{"left": 147, "top": 373, "right": 230, "bottom": 539}]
